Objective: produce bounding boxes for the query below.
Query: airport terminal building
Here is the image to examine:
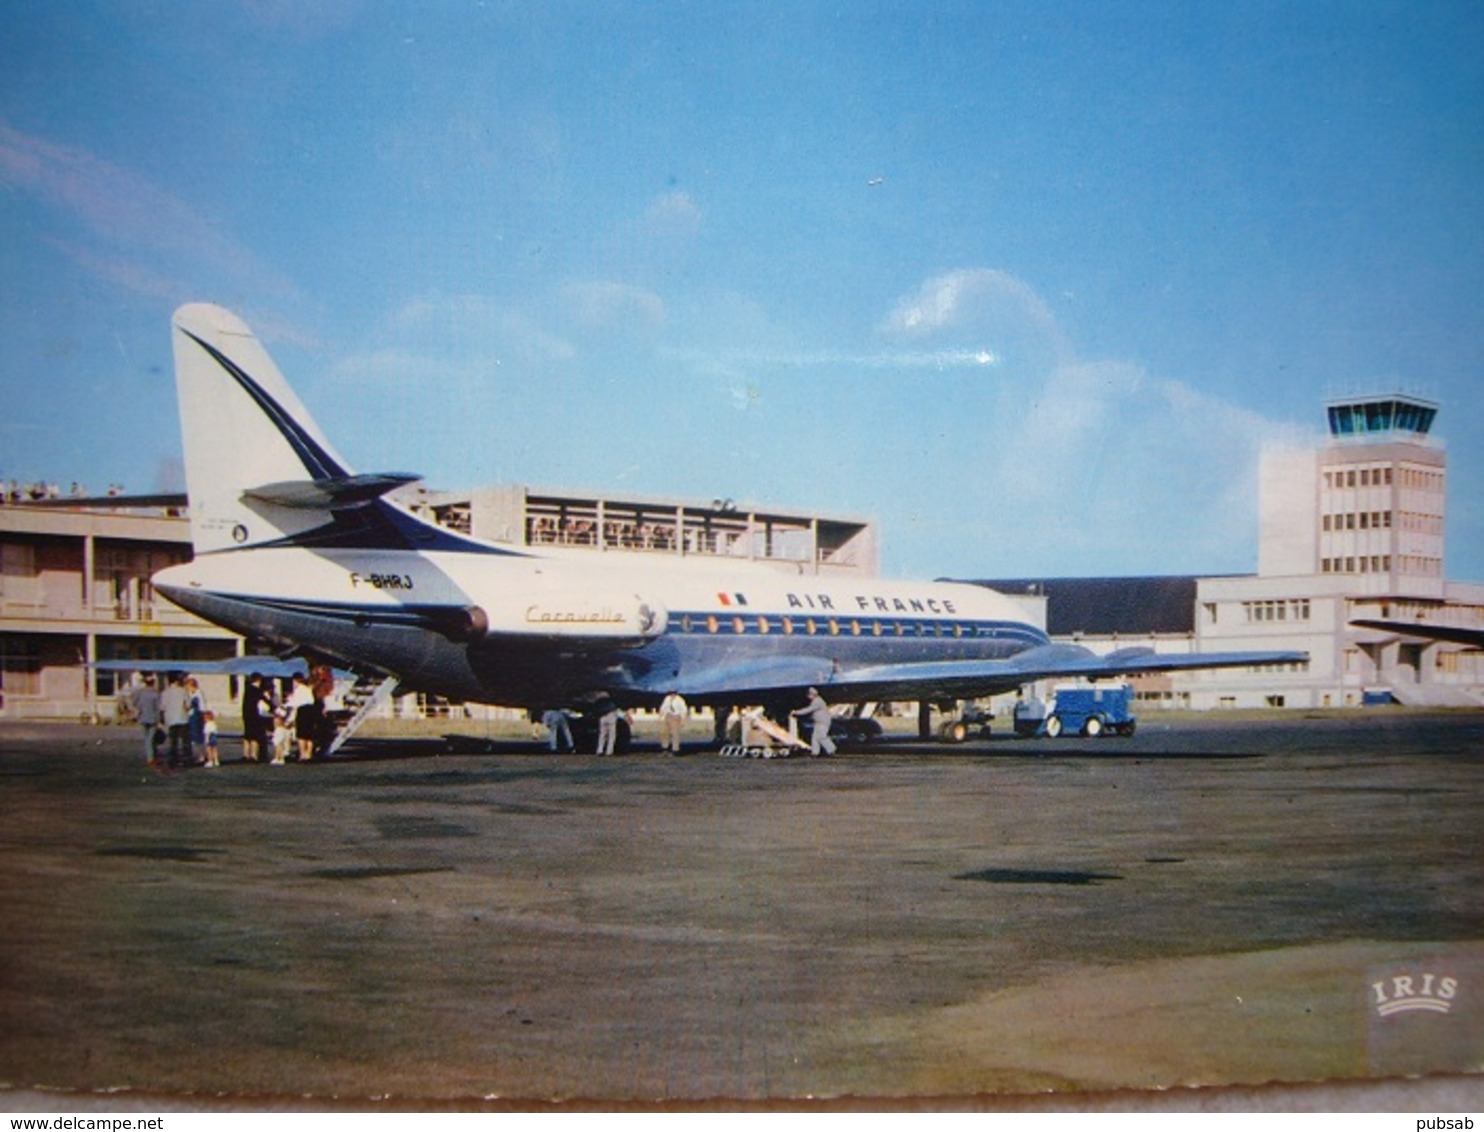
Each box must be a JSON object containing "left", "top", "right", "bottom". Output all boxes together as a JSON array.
[
  {"left": 399, "top": 484, "right": 879, "bottom": 576},
  {"left": 1190, "top": 393, "right": 1484, "bottom": 708},
  {"left": 0, "top": 502, "right": 239, "bottom": 720},
  {"left": 3, "top": 393, "right": 1480, "bottom": 720},
  {"left": 975, "top": 393, "right": 1484, "bottom": 709}
]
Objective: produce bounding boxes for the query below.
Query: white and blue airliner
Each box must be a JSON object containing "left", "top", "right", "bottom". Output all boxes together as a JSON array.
[{"left": 134, "top": 303, "right": 1304, "bottom": 728}]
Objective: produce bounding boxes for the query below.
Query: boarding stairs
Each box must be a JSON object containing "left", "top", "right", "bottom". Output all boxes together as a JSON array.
[
  {"left": 327, "top": 674, "right": 400, "bottom": 755},
  {"left": 719, "top": 709, "right": 811, "bottom": 759}
]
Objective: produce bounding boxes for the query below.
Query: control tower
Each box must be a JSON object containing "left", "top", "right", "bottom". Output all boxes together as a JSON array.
[
  {"left": 1260, "top": 392, "right": 1445, "bottom": 599},
  {"left": 1324, "top": 393, "right": 1438, "bottom": 442}
]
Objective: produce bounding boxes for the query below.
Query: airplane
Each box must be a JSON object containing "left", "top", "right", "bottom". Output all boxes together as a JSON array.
[
  {"left": 1350, "top": 619, "right": 1484, "bottom": 649},
  {"left": 100, "top": 302, "right": 1307, "bottom": 743}
]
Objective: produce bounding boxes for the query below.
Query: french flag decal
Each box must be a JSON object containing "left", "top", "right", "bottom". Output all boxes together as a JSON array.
[{"left": 717, "top": 592, "right": 749, "bottom": 607}]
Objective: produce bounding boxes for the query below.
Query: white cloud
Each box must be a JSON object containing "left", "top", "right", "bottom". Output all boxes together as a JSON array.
[
  {"left": 664, "top": 345, "right": 998, "bottom": 374},
  {"left": 602, "top": 190, "right": 705, "bottom": 280},
  {"left": 870, "top": 268, "right": 1305, "bottom": 576},
  {"left": 42, "top": 238, "right": 187, "bottom": 303},
  {"left": 558, "top": 281, "right": 667, "bottom": 336},
  {"left": 0, "top": 119, "right": 304, "bottom": 317},
  {"left": 872, "top": 264, "right": 1074, "bottom": 363},
  {"left": 640, "top": 191, "right": 703, "bottom": 243},
  {"left": 2, "top": 122, "right": 243, "bottom": 268},
  {"left": 388, "top": 293, "right": 576, "bottom": 366},
  {"left": 327, "top": 346, "right": 455, "bottom": 388}
]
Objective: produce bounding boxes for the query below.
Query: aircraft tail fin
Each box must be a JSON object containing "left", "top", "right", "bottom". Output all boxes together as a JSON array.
[{"left": 171, "top": 304, "right": 416, "bottom": 555}]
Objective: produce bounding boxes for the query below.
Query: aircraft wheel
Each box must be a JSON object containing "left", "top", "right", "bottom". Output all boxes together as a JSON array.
[
  {"left": 940, "top": 720, "right": 969, "bottom": 744},
  {"left": 1082, "top": 716, "right": 1103, "bottom": 738},
  {"left": 1045, "top": 716, "right": 1063, "bottom": 739}
]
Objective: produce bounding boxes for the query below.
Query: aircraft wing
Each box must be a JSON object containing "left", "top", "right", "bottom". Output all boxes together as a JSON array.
[
  {"left": 1351, "top": 620, "right": 1484, "bottom": 648},
  {"left": 669, "top": 644, "right": 1308, "bottom": 704},
  {"left": 671, "top": 656, "right": 841, "bottom": 700},
  {"left": 973, "top": 643, "right": 1310, "bottom": 684},
  {"left": 89, "top": 657, "right": 317, "bottom": 679}
]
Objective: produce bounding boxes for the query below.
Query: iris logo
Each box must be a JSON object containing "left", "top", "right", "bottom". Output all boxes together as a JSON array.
[{"left": 1371, "top": 972, "right": 1459, "bottom": 1017}]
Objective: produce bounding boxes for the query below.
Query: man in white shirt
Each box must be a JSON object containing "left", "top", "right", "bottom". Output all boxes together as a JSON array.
[
  {"left": 658, "top": 691, "right": 688, "bottom": 754},
  {"left": 160, "top": 673, "right": 193, "bottom": 768}
]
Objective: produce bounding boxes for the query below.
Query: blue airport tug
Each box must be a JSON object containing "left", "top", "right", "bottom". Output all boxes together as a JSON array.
[{"left": 1042, "top": 683, "right": 1137, "bottom": 738}]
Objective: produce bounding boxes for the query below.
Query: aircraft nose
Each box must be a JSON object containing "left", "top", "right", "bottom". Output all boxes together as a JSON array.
[{"left": 152, "top": 577, "right": 204, "bottom": 620}]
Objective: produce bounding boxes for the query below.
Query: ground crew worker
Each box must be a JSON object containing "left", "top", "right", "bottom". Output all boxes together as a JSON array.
[
  {"left": 541, "top": 708, "right": 573, "bottom": 752},
  {"left": 791, "top": 687, "right": 837, "bottom": 757}
]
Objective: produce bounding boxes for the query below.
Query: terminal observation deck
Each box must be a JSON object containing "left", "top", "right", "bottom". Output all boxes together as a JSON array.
[{"left": 404, "top": 484, "right": 879, "bottom": 576}]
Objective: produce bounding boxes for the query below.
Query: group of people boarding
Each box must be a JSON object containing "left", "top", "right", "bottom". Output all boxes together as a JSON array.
[
  {"left": 126, "top": 666, "right": 338, "bottom": 769},
  {"left": 240, "top": 668, "right": 337, "bottom": 764}
]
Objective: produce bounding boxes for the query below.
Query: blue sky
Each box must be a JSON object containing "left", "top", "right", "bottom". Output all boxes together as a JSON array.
[{"left": 3, "top": 0, "right": 1481, "bottom": 580}]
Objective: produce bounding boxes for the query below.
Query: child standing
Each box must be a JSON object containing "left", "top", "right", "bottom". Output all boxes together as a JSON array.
[
  {"left": 270, "top": 704, "right": 293, "bottom": 766},
  {"left": 202, "top": 710, "right": 220, "bottom": 768}
]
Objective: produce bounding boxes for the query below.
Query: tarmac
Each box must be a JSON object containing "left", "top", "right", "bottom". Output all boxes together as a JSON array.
[{"left": 1, "top": 711, "right": 1481, "bottom": 1109}]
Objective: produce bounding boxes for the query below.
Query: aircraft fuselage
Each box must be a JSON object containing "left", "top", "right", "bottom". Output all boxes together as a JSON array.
[{"left": 154, "top": 545, "right": 1047, "bottom": 709}]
